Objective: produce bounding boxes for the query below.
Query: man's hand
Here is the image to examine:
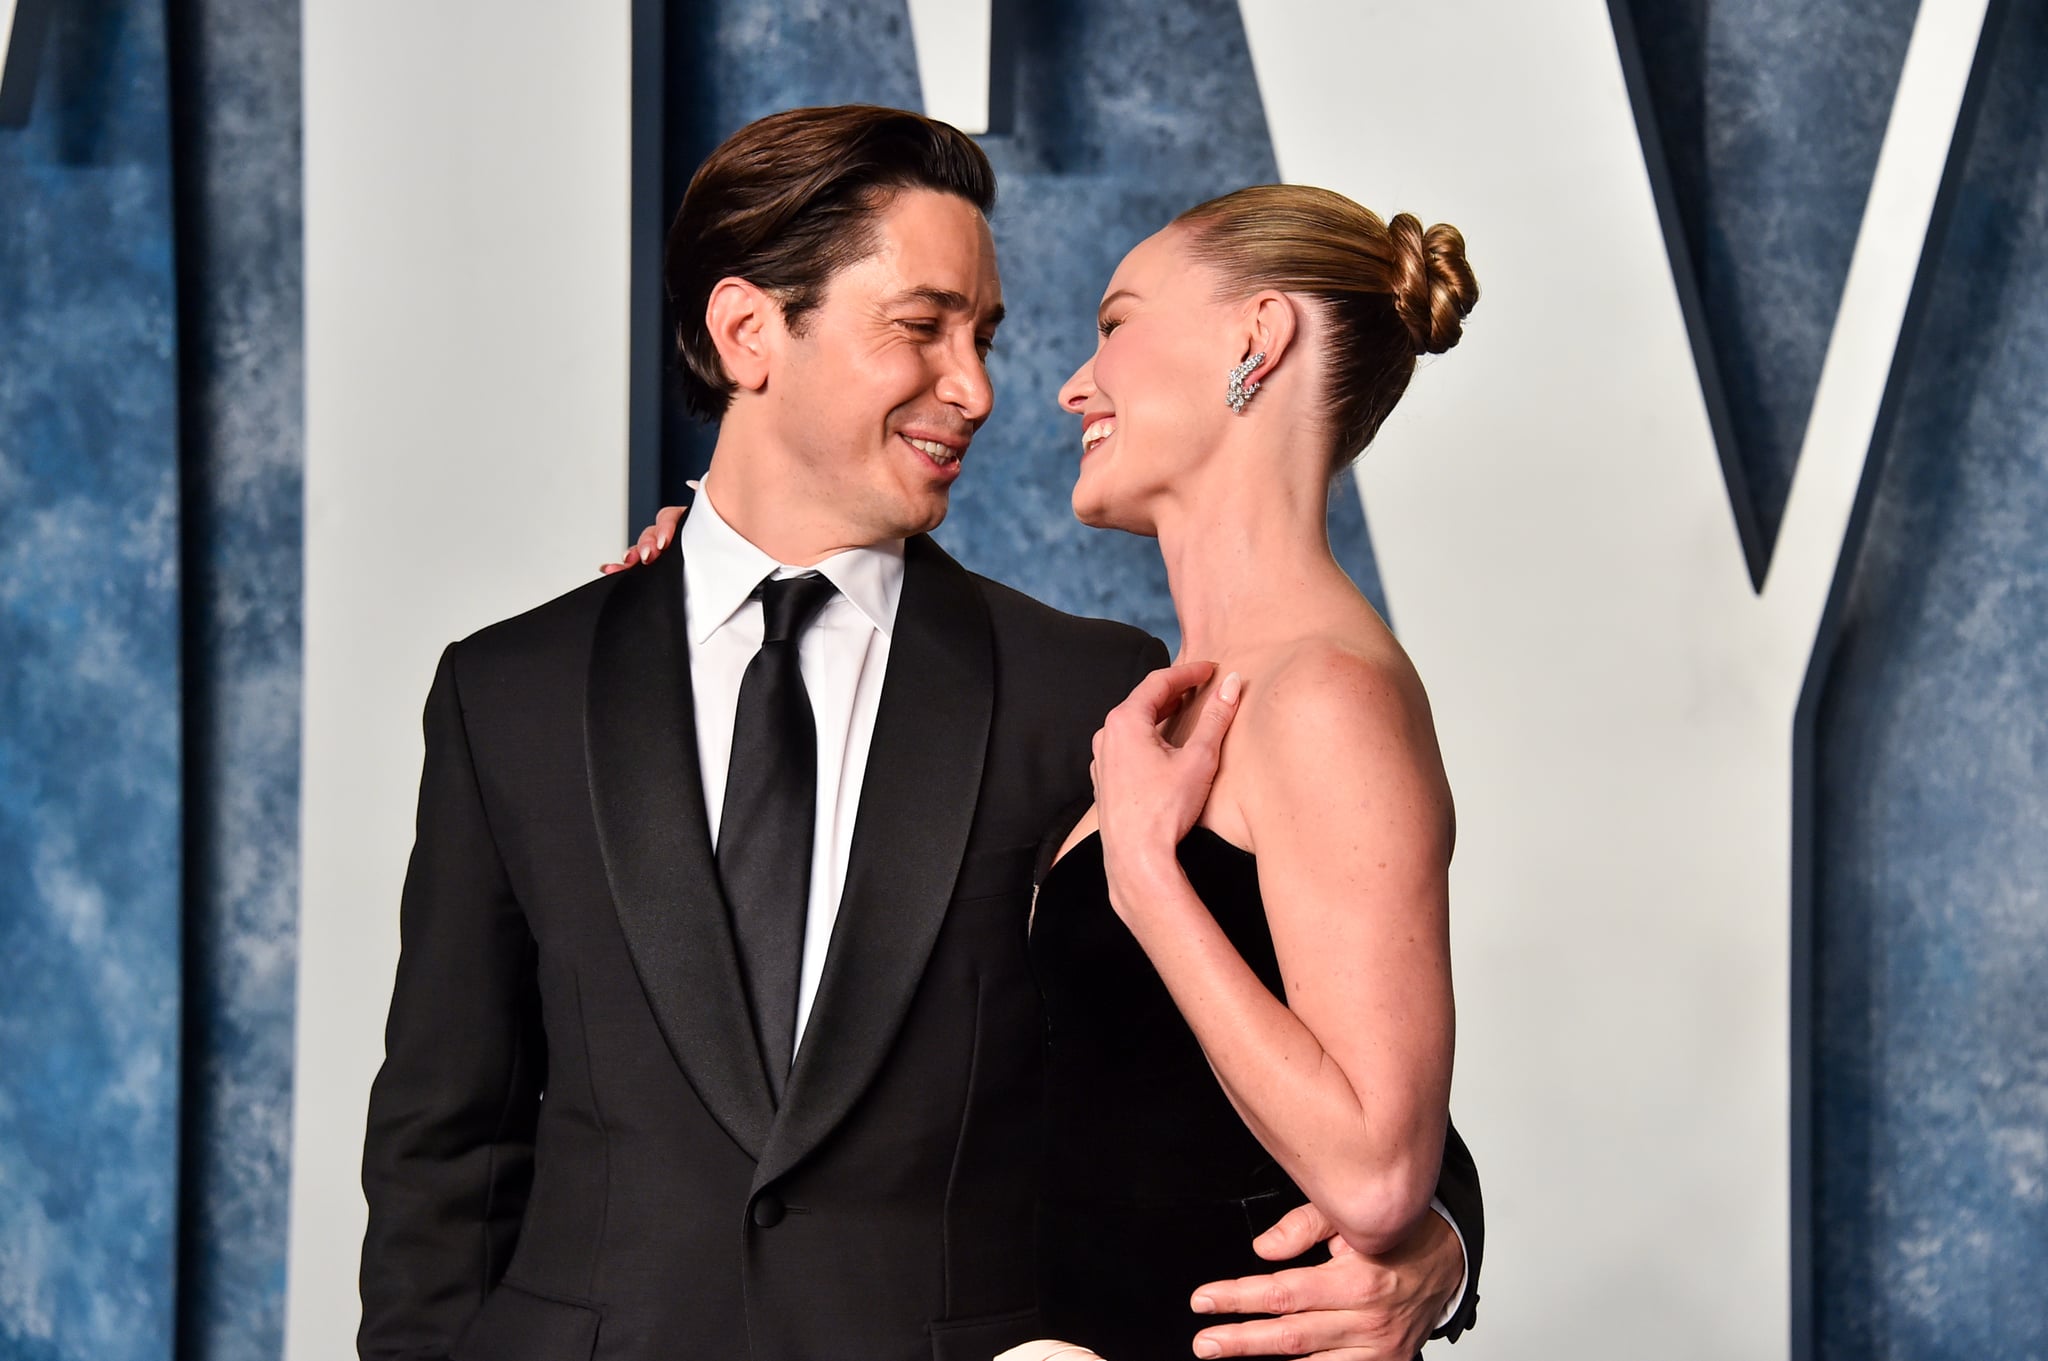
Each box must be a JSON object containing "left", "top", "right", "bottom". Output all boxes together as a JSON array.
[{"left": 1188, "top": 1203, "right": 1464, "bottom": 1359}]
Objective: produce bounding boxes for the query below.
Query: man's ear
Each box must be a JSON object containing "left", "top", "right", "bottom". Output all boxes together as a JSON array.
[
  {"left": 705, "top": 277, "right": 777, "bottom": 393},
  {"left": 1237, "top": 290, "right": 1301, "bottom": 388}
]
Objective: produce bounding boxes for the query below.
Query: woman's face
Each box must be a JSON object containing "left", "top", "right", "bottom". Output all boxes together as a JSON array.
[{"left": 1058, "top": 228, "right": 1239, "bottom": 535}]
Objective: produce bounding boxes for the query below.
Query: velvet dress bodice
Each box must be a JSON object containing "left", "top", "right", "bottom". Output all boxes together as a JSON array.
[{"left": 1029, "top": 827, "right": 1320, "bottom": 1360}]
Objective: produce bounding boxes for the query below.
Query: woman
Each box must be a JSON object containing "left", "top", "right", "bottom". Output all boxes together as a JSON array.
[{"left": 622, "top": 184, "right": 1477, "bottom": 1359}]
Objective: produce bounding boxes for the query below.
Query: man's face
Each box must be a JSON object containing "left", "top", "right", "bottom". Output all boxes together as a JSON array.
[{"left": 762, "top": 189, "right": 1004, "bottom": 544}]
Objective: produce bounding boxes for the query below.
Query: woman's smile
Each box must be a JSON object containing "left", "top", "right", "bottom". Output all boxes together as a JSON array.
[{"left": 1081, "top": 414, "right": 1117, "bottom": 457}]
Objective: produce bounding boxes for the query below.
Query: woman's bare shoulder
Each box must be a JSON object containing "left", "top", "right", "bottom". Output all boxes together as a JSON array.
[
  {"left": 1229, "top": 630, "right": 1452, "bottom": 850},
  {"left": 1239, "top": 630, "right": 1432, "bottom": 745}
]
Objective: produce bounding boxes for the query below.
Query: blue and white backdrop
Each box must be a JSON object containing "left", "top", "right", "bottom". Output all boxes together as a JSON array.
[{"left": 1, "top": 1, "right": 2043, "bottom": 1359}]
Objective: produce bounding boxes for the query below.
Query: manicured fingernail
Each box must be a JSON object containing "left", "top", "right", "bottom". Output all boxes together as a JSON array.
[
  {"left": 657, "top": 532, "right": 669, "bottom": 549},
  {"left": 1219, "top": 672, "right": 1242, "bottom": 703},
  {"left": 1190, "top": 1293, "right": 1217, "bottom": 1315},
  {"left": 1193, "top": 1339, "right": 1222, "bottom": 1358}
]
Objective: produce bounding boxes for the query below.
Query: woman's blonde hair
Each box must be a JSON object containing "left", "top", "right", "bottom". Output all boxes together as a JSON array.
[{"left": 1173, "top": 185, "right": 1478, "bottom": 467}]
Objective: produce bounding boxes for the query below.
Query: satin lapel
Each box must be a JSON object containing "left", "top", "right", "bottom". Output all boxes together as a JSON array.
[
  {"left": 587, "top": 547, "right": 774, "bottom": 1157},
  {"left": 753, "top": 535, "right": 994, "bottom": 1190}
]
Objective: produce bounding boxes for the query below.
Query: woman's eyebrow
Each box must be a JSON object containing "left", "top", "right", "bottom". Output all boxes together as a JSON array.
[{"left": 1097, "top": 288, "right": 1138, "bottom": 320}]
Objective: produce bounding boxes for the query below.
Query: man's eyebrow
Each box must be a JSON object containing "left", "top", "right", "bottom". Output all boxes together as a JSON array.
[{"left": 895, "top": 286, "right": 1005, "bottom": 328}]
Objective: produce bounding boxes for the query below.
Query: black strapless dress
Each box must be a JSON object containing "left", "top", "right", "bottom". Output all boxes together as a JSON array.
[{"left": 1030, "top": 827, "right": 1322, "bottom": 1360}]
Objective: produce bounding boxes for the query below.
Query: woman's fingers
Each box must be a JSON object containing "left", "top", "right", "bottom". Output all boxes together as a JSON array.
[
  {"left": 635, "top": 504, "right": 687, "bottom": 558},
  {"left": 1117, "top": 660, "right": 1218, "bottom": 725},
  {"left": 653, "top": 504, "right": 685, "bottom": 549},
  {"left": 602, "top": 505, "right": 690, "bottom": 576},
  {"left": 1181, "top": 671, "right": 1243, "bottom": 769},
  {"left": 1108, "top": 664, "right": 1239, "bottom": 765}
]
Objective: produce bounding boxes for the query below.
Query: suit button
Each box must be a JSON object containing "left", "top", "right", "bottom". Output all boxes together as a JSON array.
[{"left": 751, "top": 1194, "right": 785, "bottom": 1228}]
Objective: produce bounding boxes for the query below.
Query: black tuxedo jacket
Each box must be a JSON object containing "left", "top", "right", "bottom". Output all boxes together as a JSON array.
[{"left": 359, "top": 533, "right": 1483, "bottom": 1361}]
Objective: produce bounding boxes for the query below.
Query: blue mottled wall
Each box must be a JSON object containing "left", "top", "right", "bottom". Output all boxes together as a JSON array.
[
  {"left": 0, "top": 2, "right": 183, "bottom": 1358},
  {"left": 3, "top": 0, "right": 2044, "bottom": 1357},
  {"left": 1621, "top": 0, "right": 1919, "bottom": 569},
  {"left": 165, "top": 0, "right": 302, "bottom": 1357},
  {"left": 1621, "top": 1, "right": 2048, "bottom": 1355},
  {"left": 0, "top": 0, "right": 300, "bottom": 1357},
  {"left": 1811, "top": 4, "right": 2048, "bottom": 1357}
]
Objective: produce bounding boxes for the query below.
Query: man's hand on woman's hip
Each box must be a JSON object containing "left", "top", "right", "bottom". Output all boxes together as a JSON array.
[{"left": 1188, "top": 1202, "right": 1464, "bottom": 1360}]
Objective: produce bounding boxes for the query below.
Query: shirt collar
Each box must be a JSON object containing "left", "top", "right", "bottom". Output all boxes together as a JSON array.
[{"left": 679, "top": 483, "right": 905, "bottom": 644}]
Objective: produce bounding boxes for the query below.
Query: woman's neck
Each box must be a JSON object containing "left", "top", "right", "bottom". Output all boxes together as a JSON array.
[{"left": 1153, "top": 451, "right": 1351, "bottom": 663}]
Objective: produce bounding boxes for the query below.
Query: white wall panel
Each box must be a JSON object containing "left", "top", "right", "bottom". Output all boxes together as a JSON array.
[{"left": 289, "top": 4, "right": 632, "bottom": 1353}]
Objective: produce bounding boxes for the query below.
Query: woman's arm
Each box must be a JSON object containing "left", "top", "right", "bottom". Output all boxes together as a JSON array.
[{"left": 1093, "top": 647, "right": 1454, "bottom": 1255}]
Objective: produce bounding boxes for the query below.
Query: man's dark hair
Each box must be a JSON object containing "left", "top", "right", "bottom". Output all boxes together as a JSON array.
[{"left": 665, "top": 104, "right": 998, "bottom": 421}]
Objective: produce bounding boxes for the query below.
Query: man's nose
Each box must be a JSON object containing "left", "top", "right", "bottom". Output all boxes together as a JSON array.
[{"left": 936, "top": 345, "right": 994, "bottom": 422}]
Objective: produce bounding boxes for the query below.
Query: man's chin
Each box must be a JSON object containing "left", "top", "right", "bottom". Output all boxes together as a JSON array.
[
  {"left": 863, "top": 504, "right": 947, "bottom": 545},
  {"left": 896, "top": 487, "right": 952, "bottom": 538}
]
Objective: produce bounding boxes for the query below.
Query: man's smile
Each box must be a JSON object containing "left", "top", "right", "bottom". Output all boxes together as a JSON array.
[{"left": 898, "top": 428, "right": 967, "bottom": 473}]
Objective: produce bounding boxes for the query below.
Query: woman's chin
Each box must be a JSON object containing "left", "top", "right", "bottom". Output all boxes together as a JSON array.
[
  {"left": 1070, "top": 487, "right": 1121, "bottom": 531},
  {"left": 1070, "top": 490, "right": 1156, "bottom": 537}
]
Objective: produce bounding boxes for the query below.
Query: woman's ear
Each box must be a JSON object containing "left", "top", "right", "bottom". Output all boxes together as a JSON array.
[
  {"left": 1238, "top": 290, "right": 1300, "bottom": 387},
  {"left": 705, "top": 277, "right": 776, "bottom": 393}
]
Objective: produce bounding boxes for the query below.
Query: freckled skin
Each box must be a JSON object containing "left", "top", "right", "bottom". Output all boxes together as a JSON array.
[{"left": 1053, "top": 224, "right": 1459, "bottom": 1266}]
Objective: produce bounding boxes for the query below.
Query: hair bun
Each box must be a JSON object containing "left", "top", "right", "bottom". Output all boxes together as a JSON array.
[
  {"left": 1173, "top": 184, "right": 1480, "bottom": 464},
  {"left": 1388, "top": 213, "right": 1478, "bottom": 355}
]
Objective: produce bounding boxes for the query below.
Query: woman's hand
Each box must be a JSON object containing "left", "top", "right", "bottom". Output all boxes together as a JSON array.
[
  {"left": 598, "top": 503, "right": 687, "bottom": 574},
  {"left": 1091, "top": 661, "right": 1242, "bottom": 916}
]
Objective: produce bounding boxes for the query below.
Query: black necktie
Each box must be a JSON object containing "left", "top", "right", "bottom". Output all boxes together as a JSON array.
[{"left": 718, "top": 572, "right": 838, "bottom": 1102}]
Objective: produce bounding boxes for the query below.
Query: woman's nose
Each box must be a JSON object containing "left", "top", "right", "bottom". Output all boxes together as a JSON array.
[{"left": 1057, "top": 359, "right": 1094, "bottom": 412}]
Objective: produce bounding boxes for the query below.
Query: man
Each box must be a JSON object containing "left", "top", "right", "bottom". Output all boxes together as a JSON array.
[{"left": 360, "top": 104, "right": 1480, "bottom": 1361}]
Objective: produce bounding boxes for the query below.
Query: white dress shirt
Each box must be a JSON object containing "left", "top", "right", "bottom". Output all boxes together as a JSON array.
[{"left": 678, "top": 484, "right": 903, "bottom": 1055}]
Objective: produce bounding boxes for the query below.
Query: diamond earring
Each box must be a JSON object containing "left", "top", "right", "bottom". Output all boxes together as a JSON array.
[{"left": 1226, "top": 352, "right": 1266, "bottom": 414}]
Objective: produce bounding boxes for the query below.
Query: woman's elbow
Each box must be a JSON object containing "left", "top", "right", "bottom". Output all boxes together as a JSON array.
[{"left": 1325, "top": 1165, "right": 1437, "bottom": 1256}]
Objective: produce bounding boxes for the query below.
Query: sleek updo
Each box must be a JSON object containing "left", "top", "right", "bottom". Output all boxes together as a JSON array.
[{"left": 1172, "top": 185, "right": 1478, "bottom": 466}]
